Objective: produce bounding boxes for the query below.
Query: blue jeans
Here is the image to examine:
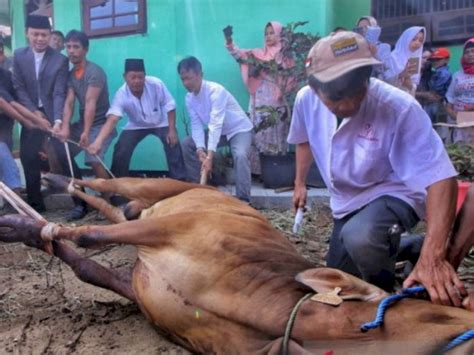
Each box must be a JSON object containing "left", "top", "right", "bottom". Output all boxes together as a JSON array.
[
  {"left": 181, "top": 130, "right": 252, "bottom": 202},
  {"left": 0, "top": 142, "right": 21, "bottom": 189}
]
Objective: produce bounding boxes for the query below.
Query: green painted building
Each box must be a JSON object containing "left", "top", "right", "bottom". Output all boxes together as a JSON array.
[{"left": 0, "top": 0, "right": 470, "bottom": 173}]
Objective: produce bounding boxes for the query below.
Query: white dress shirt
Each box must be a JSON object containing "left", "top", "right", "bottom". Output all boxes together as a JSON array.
[
  {"left": 185, "top": 80, "right": 253, "bottom": 152},
  {"left": 33, "top": 49, "right": 45, "bottom": 107},
  {"left": 107, "top": 76, "right": 176, "bottom": 130}
]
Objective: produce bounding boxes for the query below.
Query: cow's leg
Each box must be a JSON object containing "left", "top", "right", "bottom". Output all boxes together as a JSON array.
[
  {"left": 52, "top": 215, "right": 183, "bottom": 248},
  {"left": 42, "top": 173, "right": 126, "bottom": 223},
  {"left": 68, "top": 176, "right": 212, "bottom": 204},
  {"left": 51, "top": 240, "right": 135, "bottom": 301},
  {"left": 0, "top": 214, "right": 135, "bottom": 301}
]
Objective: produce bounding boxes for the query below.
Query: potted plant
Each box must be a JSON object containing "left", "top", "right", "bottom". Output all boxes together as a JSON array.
[{"left": 241, "top": 22, "right": 320, "bottom": 188}]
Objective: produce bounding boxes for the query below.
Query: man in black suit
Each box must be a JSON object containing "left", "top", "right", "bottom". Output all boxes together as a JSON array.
[{"left": 12, "top": 15, "right": 86, "bottom": 219}]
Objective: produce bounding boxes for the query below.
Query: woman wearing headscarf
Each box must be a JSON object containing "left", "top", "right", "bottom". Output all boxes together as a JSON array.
[
  {"left": 355, "top": 16, "right": 391, "bottom": 79},
  {"left": 385, "top": 26, "right": 426, "bottom": 96},
  {"left": 225, "top": 21, "right": 294, "bottom": 173},
  {"left": 445, "top": 38, "right": 474, "bottom": 144}
]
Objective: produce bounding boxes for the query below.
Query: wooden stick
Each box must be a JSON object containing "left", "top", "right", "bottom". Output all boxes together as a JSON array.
[
  {"left": 0, "top": 182, "right": 53, "bottom": 255},
  {"left": 200, "top": 170, "right": 208, "bottom": 185},
  {"left": 0, "top": 182, "right": 46, "bottom": 221}
]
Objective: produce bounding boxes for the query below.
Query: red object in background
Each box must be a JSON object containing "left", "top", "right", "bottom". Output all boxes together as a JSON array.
[{"left": 457, "top": 181, "right": 471, "bottom": 214}]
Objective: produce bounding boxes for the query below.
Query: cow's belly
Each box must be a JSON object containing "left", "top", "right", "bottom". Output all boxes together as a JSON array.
[{"left": 131, "top": 258, "right": 270, "bottom": 354}]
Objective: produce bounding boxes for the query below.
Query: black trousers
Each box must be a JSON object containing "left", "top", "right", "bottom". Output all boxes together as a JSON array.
[
  {"left": 20, "top": 126, "right": 84, "bottom": 210},
  {"left": 326, "top": 196, "right": 420, "bottom": 291},
  {"left": 111, "top": 128, "right": 186, "bottom": 180},
  {"left": 20, "top": 127, "right": 47, "bottom": 209}
]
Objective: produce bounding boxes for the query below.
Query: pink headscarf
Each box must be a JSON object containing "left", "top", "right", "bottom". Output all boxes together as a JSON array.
[
  {"left": 239, "top": 21, "right": 292, "bottom": 96},
  {"left": 461, "top": 38, "right": 474, "bottom": 75}
]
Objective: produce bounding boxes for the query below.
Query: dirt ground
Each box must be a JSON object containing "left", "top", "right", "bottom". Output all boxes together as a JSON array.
[{"left": 0, "top": 203, "right": 472, "bottom": 354}]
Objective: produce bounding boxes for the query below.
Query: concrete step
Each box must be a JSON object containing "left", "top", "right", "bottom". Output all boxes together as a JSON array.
[{"left": 37, "top": 183, "right": 329, "bottom": 211}]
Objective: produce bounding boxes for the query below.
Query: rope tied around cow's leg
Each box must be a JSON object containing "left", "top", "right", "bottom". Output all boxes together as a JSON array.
[
  {"left": 40, "top": 222, "right": 61, "bottom": 242},
  {"left": 67, "top": 181, "right": 76, "bottom": 194}
]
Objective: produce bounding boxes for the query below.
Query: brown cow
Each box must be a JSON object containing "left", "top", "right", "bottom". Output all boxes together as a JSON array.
[{"left": 0, "top": 175, "right": 473, "bottom": 354}]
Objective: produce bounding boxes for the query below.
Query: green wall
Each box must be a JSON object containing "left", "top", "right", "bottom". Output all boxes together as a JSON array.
[
  {"left": 329, "top": 0, "right": 370, "bottom": 32},
  {"left": 7, "top": 0, "right": 466, "bottom": 171},
  {"left": 173, "top": 0, "right": 329, "bottom": 114},
  {"left": 14, "top": 0, "right": 329, "bottom": 171}
]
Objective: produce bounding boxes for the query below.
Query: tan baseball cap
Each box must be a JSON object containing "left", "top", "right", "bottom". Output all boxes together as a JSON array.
[{"left": 306, "top": 31, "right": 381, "bottom": 83}]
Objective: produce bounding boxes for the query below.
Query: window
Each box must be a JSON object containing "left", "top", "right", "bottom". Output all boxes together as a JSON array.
[
  {"left": 82, "top": 0, "right": 146, "bottom": 38},
  {"left": 372, "top": 0, "right": 474, "bottom": 45}
]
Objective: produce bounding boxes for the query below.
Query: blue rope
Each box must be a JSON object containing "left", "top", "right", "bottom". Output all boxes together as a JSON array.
[
  {"left": 360, "top": 286, "right": 426, "bottom": 332},
  {"left": 443, "top": 329, "right": 474, "bottom": 353},
  {"left": 360, "top": 286, "right": 474, "bottom": 352}
]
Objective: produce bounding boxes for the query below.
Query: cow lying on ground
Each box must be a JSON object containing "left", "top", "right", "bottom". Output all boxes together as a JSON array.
[{"left": 0, "top": 175, "right": 472, "bottom": 354}]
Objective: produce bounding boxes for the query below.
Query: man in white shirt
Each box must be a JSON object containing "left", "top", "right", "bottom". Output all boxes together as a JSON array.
[
  {"left": 88, "top": 58, "right": 186, "bottom": 180},
  {"left": 178, "top": 56, "right": 253, "bottom": 202},
  {"left": 289, "top": 31, "right": 465, "bottom": 306}
]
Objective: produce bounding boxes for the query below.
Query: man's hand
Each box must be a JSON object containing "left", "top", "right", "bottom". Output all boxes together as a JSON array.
[
  {"left": 53, "top": 123, "right": 70, "bottom": 143},
  {"left": 87, "top": 139, "right": 102, "bottom": 156},
  {"left": 403, "top": 254, "right": 467, "bottom": 307},
  {"left": 293, "top": 183, "right": 307, "bottom": 211},
  {"left": 197, "top": 148, "right": 207, "bottom": 163},
  {"left": 166, "top": 127, "right": 178, "bottom": 146},
  {"left": 33, "top": 111, "right": 52, "bottom": 132},
  {"left": 79, "top": 132, "right": 89, "bottom": 148},
  {"left": 21, "top": 118, "right": 35, "bottom": 130},
  {"left": 52, "top": 121, "right": 61, "bottom": 135}
]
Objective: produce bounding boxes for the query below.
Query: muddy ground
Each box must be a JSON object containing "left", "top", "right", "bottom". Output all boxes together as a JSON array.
[{"left": 0, "top": 203, "right": 472, "bottom": 354}]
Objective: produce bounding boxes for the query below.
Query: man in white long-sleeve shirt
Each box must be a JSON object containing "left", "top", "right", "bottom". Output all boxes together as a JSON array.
[{"left": 178, "top": 56, "right": 253, "bottom": 202}]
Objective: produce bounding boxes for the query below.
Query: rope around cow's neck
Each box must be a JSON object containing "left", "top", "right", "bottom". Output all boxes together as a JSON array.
[
  {"left": 360, "top": 286, "right": 474, "bottom": 352},
  {"left": 281, "top": 293, "right": 313, "bottom": 355}
]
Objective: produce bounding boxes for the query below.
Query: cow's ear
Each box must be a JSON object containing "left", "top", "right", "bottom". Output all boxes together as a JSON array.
[{"left": 295, "top": 268, "right": 388, "bottom": 302}]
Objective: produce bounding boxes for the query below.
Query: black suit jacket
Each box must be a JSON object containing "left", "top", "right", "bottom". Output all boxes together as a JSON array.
[
  {"left": 0, "top": 68, "right": 15, "bottom": 146},
  {"left": 12, "top": 46, "right": 68, "bottom": 123}
]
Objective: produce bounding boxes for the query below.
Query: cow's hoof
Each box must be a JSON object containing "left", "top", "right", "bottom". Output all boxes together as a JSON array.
[
  {"left": 41, "top": 173, "right": 71, "bottom": 193},
  {"left": 0, "top": 214, "right": 46, "bottom": 249},
  {"left": 124, "top": 200, "right": 147, "bottom": 220}
]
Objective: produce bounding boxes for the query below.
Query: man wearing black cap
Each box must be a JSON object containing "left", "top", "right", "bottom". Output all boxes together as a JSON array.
[
  {"left": 12, "top": 14, "right": 68, "bottom": 212},
  {"left": 88, "top": 58, "right": 186, "bottom": 180}
]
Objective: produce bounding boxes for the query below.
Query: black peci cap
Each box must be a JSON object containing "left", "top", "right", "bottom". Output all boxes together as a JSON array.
[
  {"left": 25, "top": 15, "right": 51, "bottom": 30},
  {"left": 124, "top": 58, "right": 145, "bottom": 73}
]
